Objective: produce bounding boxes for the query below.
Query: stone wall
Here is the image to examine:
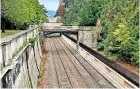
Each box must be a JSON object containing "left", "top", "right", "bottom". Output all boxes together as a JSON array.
[
  {"left": 1, "top": 25, "right": 38, "bottom": 67},
  {"left": 61, "top": 34, "right": 138, "bottom": 88},
  {"left": 68, "top": 26, "right": 97, "bottom": 48},
  {"left": 0, "top": 26, "right": 42, "bottom": 88},
  {"left": 78, "top": 27, "right": 97, "bottom": 48}
]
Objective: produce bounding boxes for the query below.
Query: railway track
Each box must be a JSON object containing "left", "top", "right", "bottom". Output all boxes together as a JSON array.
[
  {"left": 61, "top": 34, "right": 139, "bottom": 88},
  {"left": 41, "top": 33, "right": 139, "bottom": 88}
]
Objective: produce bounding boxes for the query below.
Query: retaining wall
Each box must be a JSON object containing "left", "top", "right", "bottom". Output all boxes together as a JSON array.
[
  {"left": 0, "top": 25, "right": 42, "bottom": 88},
  {"left": 61, "top": 34, "right": 138, "bottom": 88}
]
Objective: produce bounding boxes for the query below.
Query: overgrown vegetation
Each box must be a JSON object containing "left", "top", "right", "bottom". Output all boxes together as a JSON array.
[
  {"left": 7, "top": 41, "right": 28, "bottom": 66},
  {"left": 12, "top": 36, "right": 38, "bottom": 59},
  {"left": 29, "top": 37, "right": 37, "bottom": 44},
  {"left": 1, "top": 0, "right": 48, "bottom": 32},
  {"left": 12, "top": 42, "right": 28, "bottom": 58},
  {"left": 64, "top": 0, "right": 139, "bottom": 66},
  {"left": 37, "top": 54, "right": 47, "bottom": 88}
]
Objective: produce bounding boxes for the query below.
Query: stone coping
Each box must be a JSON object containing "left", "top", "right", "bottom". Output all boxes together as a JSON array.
[
  {"left": 1, "top": 29, "right": 32, "bottom": 45},
  {"left": 1, "top": 26, "right": 37, "bottom": 45}
]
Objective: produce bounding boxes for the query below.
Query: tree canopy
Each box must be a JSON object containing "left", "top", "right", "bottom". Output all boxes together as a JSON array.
[
  {"left": 64, "top": 0, "right": 139, "bottom": 66},
  {"left": 1, "top": 0, "right": 48, "bottom": 30}
]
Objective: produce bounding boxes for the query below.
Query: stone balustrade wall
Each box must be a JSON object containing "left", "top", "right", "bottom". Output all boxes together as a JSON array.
[
  {"left": 1, "top": 25, "right": 38, "bottom": 67},
  {"left": 0, "top": 25, "right": 42, "bottom": 88}
]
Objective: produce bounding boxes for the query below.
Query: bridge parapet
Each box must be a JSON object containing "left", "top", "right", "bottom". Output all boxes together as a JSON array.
[
  {"left": 42, "top": 26, "right": 97, "bottom": 48},
  {"left": 41, "top": 25, "right": 94, "bottom": 30}
]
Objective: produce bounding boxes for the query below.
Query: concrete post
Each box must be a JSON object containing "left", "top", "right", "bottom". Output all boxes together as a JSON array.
[
  {"left": 60, "top": 33, "right": 62, "bottom": 36},
  {"left": 1, "top": 44, "right": 6, "bottom": 67},
  {"left": 77, "top": 32, "right": 79, "bottom": 50}
]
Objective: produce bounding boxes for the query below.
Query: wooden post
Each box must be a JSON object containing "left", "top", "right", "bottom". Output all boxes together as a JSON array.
[{"left": 77, "top": 31, "right": 79, "bottom": 50}]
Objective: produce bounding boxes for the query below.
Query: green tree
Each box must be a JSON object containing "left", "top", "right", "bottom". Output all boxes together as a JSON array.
[
  {"left": 64, "top": 0, "right": 139, "bottom": 66},
  {"left": 1, "top": 0, "right": 48, "bottom": 31}
]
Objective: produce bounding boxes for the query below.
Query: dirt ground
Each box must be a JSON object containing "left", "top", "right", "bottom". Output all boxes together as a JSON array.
[{"left": 37, "top": 53, "right": 48, "bottom": 88}]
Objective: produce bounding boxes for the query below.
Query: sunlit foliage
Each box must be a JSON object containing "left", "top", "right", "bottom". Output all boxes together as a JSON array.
[
  {"left": 1, "top": 0, "right": 48, "bottom": 30},
  {"left": 64, "top": 0, "right": 139, "bottom": 66}
]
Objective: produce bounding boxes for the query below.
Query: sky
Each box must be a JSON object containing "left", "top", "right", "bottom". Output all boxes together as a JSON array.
[{"left": 39, "top": 0, "right": 59, "bottom": 11}]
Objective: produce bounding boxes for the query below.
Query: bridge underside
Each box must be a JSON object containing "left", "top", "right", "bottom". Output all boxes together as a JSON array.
[{"left": 42, "top": 37, "right": 115, "bottom": 88}]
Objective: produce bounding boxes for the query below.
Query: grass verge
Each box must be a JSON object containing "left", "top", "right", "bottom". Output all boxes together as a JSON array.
[{"left": 1, "top": 30, "right": 22, "bottom": 38}]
